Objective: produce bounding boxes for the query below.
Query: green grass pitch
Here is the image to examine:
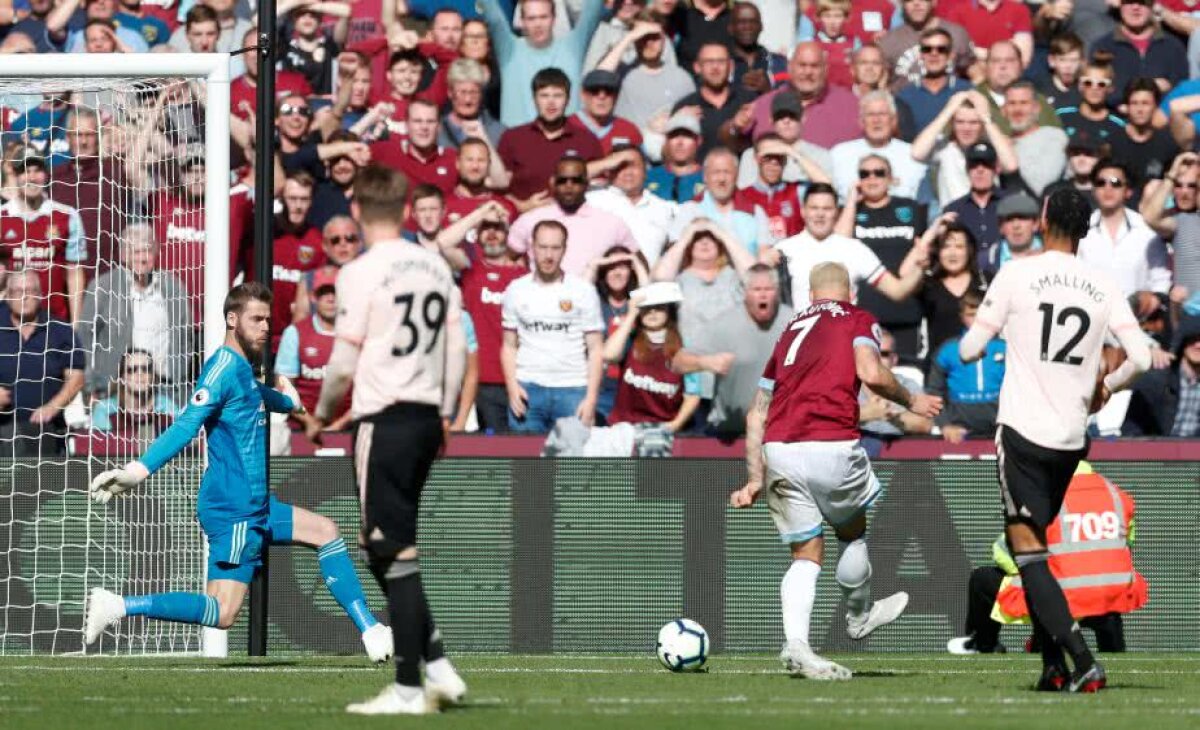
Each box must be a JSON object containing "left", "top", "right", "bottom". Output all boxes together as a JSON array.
[{"left": 2, "top": 654, "right": 1199, "bottom": 729}]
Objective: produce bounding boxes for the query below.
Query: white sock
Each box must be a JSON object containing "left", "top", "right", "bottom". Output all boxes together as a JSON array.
[
  {"left": 425, "top": 657, "right": 456, "bottom": 684},
  {"left": 393, "top": 683, "right": 423, "bottom": 700},
  {"left": 781, "top": 559, "right": 821, "bottom": 645},
  {"left": 837, "top": 539, "right": 873, "bottom": 618}
]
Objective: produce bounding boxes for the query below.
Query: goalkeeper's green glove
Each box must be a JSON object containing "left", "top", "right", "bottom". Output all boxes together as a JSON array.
[{"left": 89, "top": 462, "right": 150, "bottom": 504}]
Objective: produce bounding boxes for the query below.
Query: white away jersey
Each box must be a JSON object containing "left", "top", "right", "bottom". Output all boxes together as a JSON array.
[
  {"left": 501, "top": 273, "right": 604, "bottom": 388},
  {"left": 773, "top": 231, "right": 887, "bottom": 309},
  {"left": 973, "top": 251, "right": 1140, "bottom": 450},
  {"left": 335, "top": 239, "right": 463, "bottom": 418}
]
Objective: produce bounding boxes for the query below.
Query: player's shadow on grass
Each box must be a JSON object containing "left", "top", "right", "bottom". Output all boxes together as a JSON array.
[{"left": 217, "top": 661, "right": 302, "bottom": 668}]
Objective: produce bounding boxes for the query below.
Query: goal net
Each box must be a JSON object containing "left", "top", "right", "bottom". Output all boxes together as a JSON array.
[{"left": 0, "top": 55, "right": 231, "bottom": 655}]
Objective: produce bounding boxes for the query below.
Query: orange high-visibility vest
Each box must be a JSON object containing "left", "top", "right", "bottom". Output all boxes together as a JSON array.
[{"left": 995, "top": 474, "right": 1148, "bottom": 621}]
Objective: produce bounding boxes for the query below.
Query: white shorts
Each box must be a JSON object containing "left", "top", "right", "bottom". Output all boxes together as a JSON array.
[{"left": 763, "top": 440, "right": 882, "bottom": 544}]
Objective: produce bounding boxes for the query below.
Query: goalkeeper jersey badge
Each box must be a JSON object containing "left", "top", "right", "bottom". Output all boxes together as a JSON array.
[{"left": 191, "top": 387, "right": 212, "bottom": 407}]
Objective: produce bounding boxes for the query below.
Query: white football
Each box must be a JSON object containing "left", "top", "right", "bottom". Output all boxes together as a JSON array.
[{"left": 656, "top": 618, "right": 708, "bottom": 672}]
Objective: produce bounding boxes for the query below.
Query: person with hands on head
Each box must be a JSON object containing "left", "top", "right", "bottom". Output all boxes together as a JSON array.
[
  {"left": 911, "top": 90, "right": 1019, "bottom": 208},
  {"left": 916, "top": 215, "right": 990, "bottom": 359},
  {"left": 735, "top": 133, "right": 827, "bottom": 241},
  {"left": 729, "top": 261, "right": 942, "bottom": 681},
  {"left": 589, "top": 246, "right": 651, "bottom": 423}
]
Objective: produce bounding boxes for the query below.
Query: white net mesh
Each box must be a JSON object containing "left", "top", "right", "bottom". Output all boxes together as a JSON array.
[{"left": 0, "top": 74, "right": 221, "bottom": 654}]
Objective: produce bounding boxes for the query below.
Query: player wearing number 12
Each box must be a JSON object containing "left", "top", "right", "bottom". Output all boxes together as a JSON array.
[
  {"left": 84, "top": 283, "right": 393, "bottom": 661},
  {"left": 311, "top": 165, "right": 468, "bottom": 715},
  {"left": 730, "top": 262, "right": 943, "bottom": 680},
  {"left": 958, "top": 188, "right": 1152, "bottom": 693}
]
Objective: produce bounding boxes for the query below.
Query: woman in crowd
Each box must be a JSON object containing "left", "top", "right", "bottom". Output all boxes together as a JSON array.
[
  {"left": 651, "top": 218, "right": 755, "bottom": 348},
  {"left": 602, "top": 282, "right": 700, "bottom": 433},
  {"left": 460, "top": 18, "right": 501, "bottom": 120},
  {"left": 911, "top": 91, "right": 1018, "bottom": 207},
  {"left": 587, "top": 246, "right": 650, "bottom": 424},
  {"left": 917, "top": 215, "right": 989, "bottom": 363},
  {"left": 90, "top": 348, "right": 181, "bottom": 435}
]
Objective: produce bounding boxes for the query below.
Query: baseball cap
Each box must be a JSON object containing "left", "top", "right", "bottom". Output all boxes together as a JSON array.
[
  {"left": 311, "top": 267, "right": 339, "bottom": 294},
  {"left": 582, "top": 69, "right": 621, "bottom": 92},
  {"left": 997, "top": 193, "right": 1039, "bottom": 220},
  {"left": 964, "top": 142, "right": 997, "bottom": 166},
  {"left": 664, "top": 113, "right": 701, "bottom": 137},
  {"left": 770, "top": 93, "right": 803, "bottom": 121},
  {"left": 633, "top": 281, "right": 684, "bottom": 308},
  {"left": 1067, "top": 132, "right": 1102, "bottom": 156}
]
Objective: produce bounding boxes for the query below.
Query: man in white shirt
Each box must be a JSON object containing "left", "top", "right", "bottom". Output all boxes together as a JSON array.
[
  {"left": 830, "top": 91, "right": 928, "bottom": 200},
  {"left": 1077, "top": 160, "right": 1172, "bottom": 317},
  {"left": 502, "top": 220, "right": 605, "bottom": 432},
  {"left": 585, "top": 145, "right": 677, "bottom": 266},
  {"left": 765, "top": 183, "right": 928, "bottom": 308},
  {"left": 958, "top": 187, "right": 1150, "bottom": 694}
]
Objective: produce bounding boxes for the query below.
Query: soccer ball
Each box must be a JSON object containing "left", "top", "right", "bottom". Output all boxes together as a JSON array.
[{"left": 656, "top": 618, "right": 708, "bottom": 672}]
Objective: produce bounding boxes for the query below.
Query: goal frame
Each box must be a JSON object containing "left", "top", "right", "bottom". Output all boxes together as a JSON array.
[{"left": 0, "top": 54, "right": 232, "bottom": 657}]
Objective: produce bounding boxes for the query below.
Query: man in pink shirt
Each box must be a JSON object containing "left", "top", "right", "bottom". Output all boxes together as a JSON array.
[{"left": 508, "top": 154, "right": 639, "bottom": 276}]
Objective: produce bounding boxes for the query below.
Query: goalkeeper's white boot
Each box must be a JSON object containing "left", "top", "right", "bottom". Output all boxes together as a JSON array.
[
  {"left": 781, "top": 640, "right": 852, "bottom": 681},
  {"left": 425, "top": 657, "right": 468, "bottom": 706},
  {"left": 361, "top": 623, "right": 392, "bottom": 663},
  {"left": 84, "top": 587, "right": 126, "bottom": 645},
  {"left": 846, "top": 591, "right": 909, "bottom": 640},
  {"left": 346, "top": 684, "right": 437, "bottom": 715}
]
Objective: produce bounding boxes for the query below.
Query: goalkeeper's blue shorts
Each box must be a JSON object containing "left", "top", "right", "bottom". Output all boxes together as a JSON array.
[{"left": 204, "top": 496, "right": 295, "bottom": 584}]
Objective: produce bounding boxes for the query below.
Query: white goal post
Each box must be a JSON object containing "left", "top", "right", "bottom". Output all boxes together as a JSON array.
[{"left": 0, "top": 55, "right": 231, "bottom": 656}]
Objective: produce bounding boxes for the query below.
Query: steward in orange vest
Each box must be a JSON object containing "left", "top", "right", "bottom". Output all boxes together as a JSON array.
[{"left": 992, "top": 463, "right": 1148, "bottom": 624}]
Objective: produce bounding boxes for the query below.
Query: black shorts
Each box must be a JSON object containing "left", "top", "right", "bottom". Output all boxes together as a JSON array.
[
  {"left": 353, "top": 403, "right": 443, "bottom": 553},
  {"left": 995, "top": 425, "right": 1087, "bottom": 529}
]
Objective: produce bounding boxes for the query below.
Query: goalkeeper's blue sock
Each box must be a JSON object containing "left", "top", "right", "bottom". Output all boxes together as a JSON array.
[
  {"left": 317, "top": 537, "right": 377, "bottom": 633},
  {"left": 124, "top": 593, "right": 220, "bottom": 627}
]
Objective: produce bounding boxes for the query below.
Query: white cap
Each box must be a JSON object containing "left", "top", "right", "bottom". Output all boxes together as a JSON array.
[{"left": 632, "top": 281, "right": 684, "bottom": 307}]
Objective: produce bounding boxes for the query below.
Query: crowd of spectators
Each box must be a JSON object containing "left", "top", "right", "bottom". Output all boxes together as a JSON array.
[{"left": 2, "top": 0, "right": 1200, "bottom": 456}]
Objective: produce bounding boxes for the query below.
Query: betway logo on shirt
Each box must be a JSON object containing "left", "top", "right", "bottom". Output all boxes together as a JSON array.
[
  {"left": 166, "top": 221, "right": 206, "bottom": 243},
  {"left": 480, "top": 287, "right": 505, "bottom": 306},
  {"left": 856, "top": 225, "right": 916, "bottom": 240},
  {"left": 12, "top": 245, "right": 55, "bottom": 263},
  {"left": 623, "top": 367, "right": 679, "bottom": 397},
  {"left": 300, "top": 363, "right": 326, "bottom": 380},
  {"left": 527, "top": 320, "right": 571, "bottom": 333},
  {"left": 273, "top": 265, "right": 304, "bottom": 283}
]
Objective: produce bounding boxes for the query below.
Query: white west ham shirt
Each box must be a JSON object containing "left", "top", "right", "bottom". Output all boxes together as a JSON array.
[
  {"left": 772, "top": 231, "right": 887, "bottom": 309},
  {"left": 502, "top": 273, "right": 605, "bottom": 388},
  {"left": 969, "top": 250, "right": 1143, "bottom": 451}
]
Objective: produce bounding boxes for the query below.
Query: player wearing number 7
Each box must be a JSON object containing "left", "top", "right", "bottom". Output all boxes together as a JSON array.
[
  {"left": 84, "top": 282, "right": 394, "bottom": 662},
  {"left": 730, "top": 262, "right": 943, "bottom": 681},
  {"left": 957, "top": 188, "right": 1151, "bottom": 693}
]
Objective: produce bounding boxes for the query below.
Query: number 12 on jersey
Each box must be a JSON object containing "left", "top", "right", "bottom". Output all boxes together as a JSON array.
[{"left": 1038, "top": 302, "right": 1091, "bottom": 365}]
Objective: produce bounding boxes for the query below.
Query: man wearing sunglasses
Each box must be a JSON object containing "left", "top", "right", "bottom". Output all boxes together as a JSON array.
[
  {"left": 878, "top": 0, "right": 974, "bottom": 90},
  {"left": 835, "top": 154, "right": 928, "bottom": 364},
  {"left": 1078, "top": 160, "right": 1172, "bottom": 321},
  {"left": 1054, "top": 58, "right": 1124, "bottom": 146},
  {"left": 1092, "top": 0, "right": 1186, "bottom": 98},
  {"left": 896, "top": 27, "right": 973, "bottom": 134},
  {"left": 508, "top": 154, "right": 638, "bottom": 276}
]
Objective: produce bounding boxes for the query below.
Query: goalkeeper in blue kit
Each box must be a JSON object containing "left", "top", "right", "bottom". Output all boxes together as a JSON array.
[{"left": 84, "top": 282, "right": 392, "bottom": 660}]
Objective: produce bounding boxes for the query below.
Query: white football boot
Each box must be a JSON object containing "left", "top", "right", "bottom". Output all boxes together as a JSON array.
[
  {"left": 425, "top": 657, "right": 468, "bottom": 705},
  {"left": 360, "top": 623, "right": 393, "bottom": 663},
  {"left": 346, "top": 684, "right": 438, "bottom": 715},
  {"left": 846, "top": 591, "right": 909, "bottom": 640},
  {"left": 780, "top": 641, "right": 852, "bottom": 680},
  {"left": 84, "top": 587, "right": 126, "bottom": 645}
]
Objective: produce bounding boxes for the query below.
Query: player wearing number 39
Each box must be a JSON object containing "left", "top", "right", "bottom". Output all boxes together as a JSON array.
[
  {"left": 309, "top": 165, "right": 468, "bottom": 715},
  {"left": 84, "top": 282, "right": 393, "bottom": 662},
  {"left": 957, "top": 188, "right": 1151, "bottom": 693},
  {"left": 731, "top": 262, "right": 944, "bottom": 680}
]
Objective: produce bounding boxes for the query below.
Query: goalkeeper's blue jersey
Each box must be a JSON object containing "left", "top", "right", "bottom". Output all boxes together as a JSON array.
[{"left": 139, "top": 346, "right": 295, "bottom": 527}]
